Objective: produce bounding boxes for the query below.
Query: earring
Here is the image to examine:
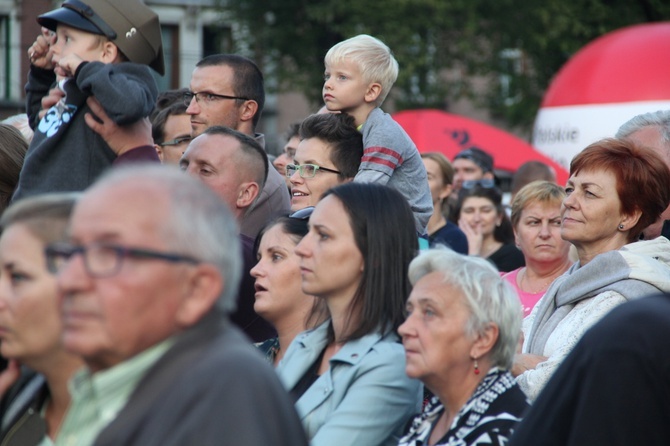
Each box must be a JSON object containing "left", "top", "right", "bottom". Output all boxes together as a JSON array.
[
  {"left": 473, "top": 358, "right": 480, "bottom": 375},
  {"left": 619, "top": 224, "right": 624, "bottom": 230}
]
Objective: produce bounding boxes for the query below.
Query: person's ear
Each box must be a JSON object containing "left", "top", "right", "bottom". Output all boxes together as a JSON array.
[
  {"left": 238, "top": 100, "right": 259, "bottom": 124},
  {"left": 236, "top": 181, "right": 260, "bottom": 210},
  {"left": 483, "top": 171, "right": 495, "bottom": 180},
  {"left": 619, "top": 209, "right": 643, "bottom": 232},
  {"left": 175, "top": 264, "right": 223, "bottom": 327},
  {"left": 439, "top": 184, "right": 452, "bottom": 201},
  {"left": 100, "top": 40, "right": 119, "bottom": 64},
  {"left": 364, "top": 83, "right": 382, "bottom": 104},
  {"left": 470, "top": 323, "right": 499, "bottom": 359},
  {"left": 154, "top": 144, "right": 164, "bottom": 162}
]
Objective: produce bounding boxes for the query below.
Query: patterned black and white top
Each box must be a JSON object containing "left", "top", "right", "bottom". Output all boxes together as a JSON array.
[{"left": 398, "top": 368, "right": 529, "bottom": 446}]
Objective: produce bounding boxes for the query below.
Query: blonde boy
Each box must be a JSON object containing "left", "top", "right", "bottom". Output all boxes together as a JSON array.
[
  {"left": 14, "top": 0, "right": 163, "bottom": 201},
  {"left": 324, "top": 34, "right": 432, "bottom": 234}
]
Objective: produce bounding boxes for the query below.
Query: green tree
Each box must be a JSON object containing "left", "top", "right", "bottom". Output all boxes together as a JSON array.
[{"left": 220, "top": 0, "right": 670, "bottom": 129}]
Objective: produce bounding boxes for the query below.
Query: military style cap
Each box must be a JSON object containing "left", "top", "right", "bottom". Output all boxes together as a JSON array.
[{"left": 38, "top": 0, "right": 165, "bottom": 75}]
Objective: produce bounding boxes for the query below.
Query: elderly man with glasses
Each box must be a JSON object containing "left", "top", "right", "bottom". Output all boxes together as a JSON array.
[{"left": 46, "top": 164, "right": 307, "bottom": 446}]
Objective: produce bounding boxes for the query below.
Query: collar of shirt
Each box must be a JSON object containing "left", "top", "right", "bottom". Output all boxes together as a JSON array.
[{"left": 56, "top": 338, "right": 174, "bottom": 446}]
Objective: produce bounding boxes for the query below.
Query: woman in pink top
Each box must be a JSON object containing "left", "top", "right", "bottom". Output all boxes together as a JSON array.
[{"left": 503, "top": 181, "right": 572, "bottom": 316}]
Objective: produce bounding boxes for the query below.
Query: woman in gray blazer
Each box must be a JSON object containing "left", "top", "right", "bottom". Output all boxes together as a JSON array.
[{"left": 276, "top": 183, "right": 422, "bottom": 446}]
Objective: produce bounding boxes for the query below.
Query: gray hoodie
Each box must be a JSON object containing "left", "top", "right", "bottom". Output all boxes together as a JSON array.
[{"left": 518, "top": 237, "right": 670, "bottom": 400}]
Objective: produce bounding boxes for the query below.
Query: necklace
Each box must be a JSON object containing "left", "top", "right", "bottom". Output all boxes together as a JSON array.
[{"left": 519, "top": 268, "right": 554, "bottom": 294}]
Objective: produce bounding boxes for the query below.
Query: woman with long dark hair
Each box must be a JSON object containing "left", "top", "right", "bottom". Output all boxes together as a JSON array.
[{"left": 277, "top": 183, "right": 422, "bottom": 446}]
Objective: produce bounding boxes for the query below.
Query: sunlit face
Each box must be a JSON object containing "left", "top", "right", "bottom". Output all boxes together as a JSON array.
[
  {"left": 323, "top": 58, "right": 372, "bottom": 114},
  {"left": 423, "top": 158, "right": 451, "bottom": 205},
  {"left": 51, "top": 25, "right": 106, "bottom": 77},
  {"left": 289, "top": 138, "right": 344, "bottom": 211},
  {"left": 186, "top": 65, "right": 244, "bottom": 136},
  {"left": 157, "top": 114, "right": 192, "bottom": 165},
  {"left": 515, "top": 200, "right": 571, "bottom": 264},
  {"left": 57, "top": 183, "right": 197, "bottom": 372},
  {"left": 180, "top": 133, "right": 245, "bottom": 218},
  {"left": 295, "top": 195, "right": 364, "bottom": 302},
  {"left": 561, "top": 168, "right": 628, "bottom": 252},
  {"left": 0, "top": 225, "right": 62, "bottom": 366},
  {"left": 459, "top": 196, "right": 501, "bottom": 237},
  {"left": 250, "top": 224, "right": 313, "bottom": 326},
  {"left": 452, "top": 158, "right": 485, "bottom": 193},
  {"left": 398, "top": 272, "right": 476, "bottom": 390}
]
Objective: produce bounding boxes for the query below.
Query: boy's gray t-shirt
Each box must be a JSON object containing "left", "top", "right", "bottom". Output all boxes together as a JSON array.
[{"left": 357, "top": 107, "right": 433, "bottom": 234}]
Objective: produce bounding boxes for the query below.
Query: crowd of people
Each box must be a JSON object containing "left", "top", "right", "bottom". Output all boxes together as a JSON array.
[{"left": 0, "top": 0, "right": 670, "bottom": 445}]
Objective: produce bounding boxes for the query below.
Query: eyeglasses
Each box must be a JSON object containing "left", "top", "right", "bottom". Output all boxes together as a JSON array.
[
  {"left": 286, "top": 164, "right": 341, "bottom": 179},
  {"left": 462, "top": 178, "right": 496, "bottom": 189},
  {"left": 44, "top": 242, "right": 200, "bottom": 278},
  {"left": 159, "top": 135, "right": 192, "bottom": 147},
  {"left": 289, "top": 207, "right": 314, "bottom": 220},
  {"left": 183, "top": 91, "right": 249, "bottom": 106}
]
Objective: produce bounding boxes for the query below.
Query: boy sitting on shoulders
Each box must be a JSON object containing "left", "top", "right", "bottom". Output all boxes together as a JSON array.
[{"left": 323, "top": 34, "right": 432, "bottom": 234}]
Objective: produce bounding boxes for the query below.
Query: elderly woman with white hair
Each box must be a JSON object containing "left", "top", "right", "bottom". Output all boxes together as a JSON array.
[{"left": 398, "top": 248, "right": 529, "bottom": 446}]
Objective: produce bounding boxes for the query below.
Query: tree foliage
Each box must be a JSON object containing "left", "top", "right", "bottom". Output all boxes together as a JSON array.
[{"left": 220, "top": 0, "right": 670, "bottom": 129}]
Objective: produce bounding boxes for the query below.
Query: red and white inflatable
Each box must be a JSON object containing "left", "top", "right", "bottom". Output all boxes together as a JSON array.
[{"left": 533, "top": 22, "right": 670, "bottom": 168}]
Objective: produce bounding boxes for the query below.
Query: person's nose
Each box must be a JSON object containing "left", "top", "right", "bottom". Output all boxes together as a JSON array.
[
  {"left": 295, "top": 232, "right": 313, "bottom": 259},
  {"left": 57, "top": 251, "right": 93, "bottom": 303},
  {"left": 250, "top": 258, "right": 265, "bottom": 279},
  {"left": 397, "top": 311, "right": 415, "bottom": 338},
  {"left": 274, "top": 154, "right": 288, "bottom": 170},
  {"left": 539, "top": 222, "right": 552, "bottom": 238},
  {"left": 0, "top": 278, "right": 10, "bottom": 310},
  {"left": 289, "top": 169, "right": 303, "bottom": 186},
  {"left": 185, "top": 96, "right": 199, "bottom": 114},
  {"left": 563, "top": 192, "right": 577, "bottom": 210}
]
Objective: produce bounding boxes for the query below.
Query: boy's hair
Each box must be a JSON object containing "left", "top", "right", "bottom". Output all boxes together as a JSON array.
[{"left": 325, "top": 34, "right": 399, "bottom": 106}]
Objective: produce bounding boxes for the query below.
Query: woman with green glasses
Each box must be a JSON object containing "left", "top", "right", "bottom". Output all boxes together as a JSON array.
[{"left": 287, "top": 113, "right": 362, "bottom": 212}]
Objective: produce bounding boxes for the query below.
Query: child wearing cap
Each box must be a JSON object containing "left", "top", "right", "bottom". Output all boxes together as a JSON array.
[
  {"left": 14, "top": 0, "right": 164, "bottom": 201},
  {"left": 323, "top": 34, "right": 432, "bottom": 235}
]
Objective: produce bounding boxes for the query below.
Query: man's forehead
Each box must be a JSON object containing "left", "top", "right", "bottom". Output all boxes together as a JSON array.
[{"left": 191, "top": 64, "right": 234, "bottom": 88}]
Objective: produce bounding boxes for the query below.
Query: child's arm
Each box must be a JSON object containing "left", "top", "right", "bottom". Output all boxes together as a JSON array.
[
  {"left": 354, "top": 145, "right": 401, "bottom": 185},
  {"left": 25, "top": 28, "right": 57, "bottom": 129},
  {"left": 74, "top": 61, "right": 158, "bottom": 125},
  {"left": 355, "top": 165, "right": 391, "bottom": 184}
]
